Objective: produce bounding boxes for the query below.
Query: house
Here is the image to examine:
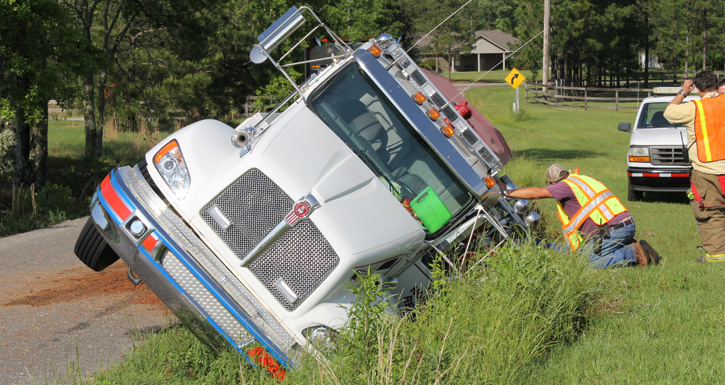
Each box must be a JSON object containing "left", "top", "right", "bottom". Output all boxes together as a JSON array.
[
  {"left": 416, "top": 30, "right": 520, "bottom": 73},
  {"left": 455, "top": 30, "right": 520, "bottom": 72}
]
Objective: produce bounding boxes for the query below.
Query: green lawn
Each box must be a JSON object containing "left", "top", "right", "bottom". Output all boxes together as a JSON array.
[{"left": 471, "top": 86, "right": 725, "bottom": 384}]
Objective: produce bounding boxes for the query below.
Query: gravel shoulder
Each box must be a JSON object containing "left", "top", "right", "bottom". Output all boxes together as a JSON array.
[{"left": 0, "top": 217, "right": 175, "bottom": 385}]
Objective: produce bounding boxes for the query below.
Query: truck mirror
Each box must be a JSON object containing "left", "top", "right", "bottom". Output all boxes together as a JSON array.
[
  {"left": 250, "top": 6, "right": 306, "bottom": 64},
  {"left": 618, "top": 122, "right": 632, "bottom": 133}
]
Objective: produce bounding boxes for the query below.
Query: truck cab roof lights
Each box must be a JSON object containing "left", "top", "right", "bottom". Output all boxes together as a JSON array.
[
  {"left": 427, "top": 108, "right": 440, "bottom": 121},
  {"left": 368, "top": 44, "right": 382, "bottom": 57},
  {"left": 412, "top": 91, "right": 426, "bottom": 105},
  {"left": 440, "top": 123, "right": 455, "bottom": 138},
  {"left": 484, "top": 175, "right": 496, "bottom": 188}
]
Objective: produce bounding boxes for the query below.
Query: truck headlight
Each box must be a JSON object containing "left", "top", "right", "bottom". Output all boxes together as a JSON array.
[
  {"left": 302, "top": 325, "right": 338, "bottom": 348},
  {"left": 153, "top": 140, "right": 190, "bottom": 199},
  {"left": 628, "top": 146, "right": 650, "bottom": 163}
]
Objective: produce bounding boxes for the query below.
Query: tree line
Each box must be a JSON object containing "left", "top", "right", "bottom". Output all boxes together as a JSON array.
[{"left": 2, "top": 0, "right": 724, "bottom": 187}]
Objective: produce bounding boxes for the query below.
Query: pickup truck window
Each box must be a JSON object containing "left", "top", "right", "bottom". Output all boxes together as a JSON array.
[
  {"left": 637, "top": 102, "right": 684, "bottom": 128},
  {"left": 310, "top": 63, "right": 473, "bottom": 223}
]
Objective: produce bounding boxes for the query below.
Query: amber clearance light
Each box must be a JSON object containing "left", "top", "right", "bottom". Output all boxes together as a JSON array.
[
  {"left": 412, "top": 91, "right": 426, "bottom": 105},
  {"left": 427, "top": 108, "right": 440, "bottom": 121},
  {"left": 441, "top": 124, "right": 455, "bottom": 138},
  {"left": 368, "top": 44, "right": 382, "bottom": 57},
  {"left": 484, "top": 175, "right": 496, "bottom": 188},
  {"left": 628, "top": 156, "right": 650, "bottom": 162}
]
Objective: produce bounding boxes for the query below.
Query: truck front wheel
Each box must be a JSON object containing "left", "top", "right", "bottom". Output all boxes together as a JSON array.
[
  {"left": 627, "top": 181, "right": 644, "bottom": 202},
  {"left": 74, "top": 217, "right": 120, "bottom": 271}
]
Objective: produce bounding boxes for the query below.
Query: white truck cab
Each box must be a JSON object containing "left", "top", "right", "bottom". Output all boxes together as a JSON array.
[
  {"left": 618, "top": 88, "right": 697, "bottom": 201},
  {"left": 73, "top": 6, "right": 538, "bottom": 375}
]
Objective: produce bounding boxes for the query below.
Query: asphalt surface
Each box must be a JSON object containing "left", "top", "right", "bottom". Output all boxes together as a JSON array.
[{"left": 0, "top": 217, "right": 175, "bottom": 385}]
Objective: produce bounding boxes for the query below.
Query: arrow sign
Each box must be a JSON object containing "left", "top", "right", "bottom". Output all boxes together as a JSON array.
[{"left": 505, "top": 68, "right": 526, "bottom": 90}]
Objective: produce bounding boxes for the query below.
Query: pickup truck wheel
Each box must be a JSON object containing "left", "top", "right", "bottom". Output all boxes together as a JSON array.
[
  {"left": 627, "top": 182, "right": 644, "bottom": 202},
  {"left": 74, "top": 217, "right": 119, "bottom": 271}
]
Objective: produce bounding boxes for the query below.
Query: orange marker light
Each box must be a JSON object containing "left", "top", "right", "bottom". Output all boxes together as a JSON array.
[
  {"left": 368, "top": 45, "right": 382, "bottom": 57},
  {"left": 427, "top": 108, "right": 440, "bottom": 121},
  {"left": 412, "top": 91, "right": 426, "bottom": 105},
  {"left": 154, "top": 140, "right": 179, "bottom": 164},
  {"left": 484, "top": 175, "right": 496, "bottom": 188},
  {"left": 629, "top": 156, "right": 650, "bottom": 162},
  {"left": 441, "top": 124, "right": 455, "bottom": 137}
]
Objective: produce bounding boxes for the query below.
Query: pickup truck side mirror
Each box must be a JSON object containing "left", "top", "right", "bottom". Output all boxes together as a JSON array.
[{"left": 618, "top": 122, "right": 632, "bottom": 133}]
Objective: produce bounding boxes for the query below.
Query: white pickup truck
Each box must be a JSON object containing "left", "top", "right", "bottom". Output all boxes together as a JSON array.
[
  {"left": 618, "top": 88, "right": 696, "bottom": 201},
  {"left": 73, "top": 6, "right": 537, "bottom": 374}
]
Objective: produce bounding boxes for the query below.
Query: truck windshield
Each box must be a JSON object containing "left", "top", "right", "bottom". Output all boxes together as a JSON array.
[
  {"left": 310, "top": 63, "right": 473, "bottom": 227},
  {"left": 637, "top": 102, "right": 683, "bottom": 128}
]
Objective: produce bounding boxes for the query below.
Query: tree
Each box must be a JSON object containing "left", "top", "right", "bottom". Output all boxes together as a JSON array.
[
  {"left": 0, "top": 0, "right": 81, "bottom": 186},
  {"left": 61, "top": 0, "right": 141, "bottom": 158},
  {"left": 400, "top": 0, "right": 478, "bottom": 79}
]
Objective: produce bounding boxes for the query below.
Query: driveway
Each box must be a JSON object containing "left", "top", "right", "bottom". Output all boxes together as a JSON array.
[{"left": 0, "top": 217, "right": 175, "bottom": 385}]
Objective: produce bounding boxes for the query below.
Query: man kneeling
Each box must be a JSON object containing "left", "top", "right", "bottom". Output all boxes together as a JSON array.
[{"left": 505, "top": 164, "right": 660, "bottom": 269}]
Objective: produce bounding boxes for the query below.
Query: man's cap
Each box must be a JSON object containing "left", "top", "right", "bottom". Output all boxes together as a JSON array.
[{"left": 545, "top": 164, "right": 570, "bottom": 184}]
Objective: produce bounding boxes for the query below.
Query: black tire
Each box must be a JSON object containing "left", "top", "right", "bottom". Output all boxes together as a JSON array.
[
  {"left": 74, "top": 217, "right": 120, "bottom": 271},
  {"left": 627, "top": 181, "right": 644, "bottom": 202}
]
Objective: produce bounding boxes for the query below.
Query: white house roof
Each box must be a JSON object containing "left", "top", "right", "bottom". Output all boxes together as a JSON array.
[
  {"left": 413, "top": 29, "right": 519, "bottom": 55},
  {"left": 472, "top": 30, "right": 519, "bottom": 54}
]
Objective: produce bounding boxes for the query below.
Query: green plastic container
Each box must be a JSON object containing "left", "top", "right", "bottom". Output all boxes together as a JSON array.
[{"left": 410, "top": 187, "right": 452, "bottom": 233}]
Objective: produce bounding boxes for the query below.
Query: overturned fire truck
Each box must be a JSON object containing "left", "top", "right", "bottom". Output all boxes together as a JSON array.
[{"left": 74, "top": 5, "right": 538, "bottom": 374}]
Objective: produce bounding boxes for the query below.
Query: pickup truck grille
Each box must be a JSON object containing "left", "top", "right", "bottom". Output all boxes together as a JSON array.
[
  {"left": 651, "top": 146, "right": 688, "bottom": 165},
  {"left": 201, "top": 169, "right": 339, "bottom": 311}
]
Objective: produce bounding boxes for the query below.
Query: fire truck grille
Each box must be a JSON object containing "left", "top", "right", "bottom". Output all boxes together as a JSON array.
[
  {"left": 651, "top": 146, "right": 688, "bottom": 165},
  {"left": 201, "top": 169, "right": 339, "bottom": 311}
]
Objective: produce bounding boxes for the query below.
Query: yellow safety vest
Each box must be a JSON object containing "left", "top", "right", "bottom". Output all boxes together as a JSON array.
[
  {"left": 556, "top": 174, "right": 628, "bottom": 251},
  {"left": 693, "top": 96, "right": 725, "bottom": 162}
]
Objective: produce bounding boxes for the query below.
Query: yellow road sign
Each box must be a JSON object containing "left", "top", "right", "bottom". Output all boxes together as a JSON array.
[{"left": 505, "top": 68, "right": 526, "bottom": 89}]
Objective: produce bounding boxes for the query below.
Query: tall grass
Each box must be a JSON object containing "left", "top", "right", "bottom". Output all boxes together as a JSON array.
[{"left": 80, "top": 241, "right": 599, "bottom": 385}]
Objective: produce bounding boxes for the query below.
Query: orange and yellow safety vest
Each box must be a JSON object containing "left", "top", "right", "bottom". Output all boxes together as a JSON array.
[
  {"left": 693, "top": 95, "right": 725, "bottom": 162},
  {"left": 556, "top": 174, "right": 628, "bottom": 251}
]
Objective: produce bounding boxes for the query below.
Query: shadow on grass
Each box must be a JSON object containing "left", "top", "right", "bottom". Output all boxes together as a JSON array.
[
  {"left": 513, "top": 148, "right": 608, "bottom": 162},
  {"left": 635, "top": 191, "right": 690, "bottom": 204}
]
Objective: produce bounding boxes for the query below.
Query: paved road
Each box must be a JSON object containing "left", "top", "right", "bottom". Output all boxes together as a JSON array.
[{"left": 0, "top": 217, "right": 175, "bottom": 385}]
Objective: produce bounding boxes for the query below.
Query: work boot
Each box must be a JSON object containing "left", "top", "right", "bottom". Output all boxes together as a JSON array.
[
  {"left": 638, "top": 240, "right": 661, "bottom": 265},
  {"left": 632, "top": 241, "right": 650, "bottom": 267}
]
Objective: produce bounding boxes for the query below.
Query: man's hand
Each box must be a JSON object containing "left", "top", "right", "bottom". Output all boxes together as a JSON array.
[
  {"left": 681, "top": 79, "right": 695, "bottom": 95},
  {"left": 670, "top": 79, "right": 695, "bottom": 105}
]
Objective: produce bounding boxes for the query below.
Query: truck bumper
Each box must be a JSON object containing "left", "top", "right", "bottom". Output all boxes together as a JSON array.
[
  {"left": 89, "top": 166, "right": 296, "bottom": 368},
  {"left": 627, "top": 167, "right": 691, "bottom": 193}
]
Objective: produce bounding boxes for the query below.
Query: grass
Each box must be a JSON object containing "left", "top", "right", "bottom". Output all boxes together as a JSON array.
[
  {"left": 470, "top": 87, "right": 725, "bottom": 384},
  {"left": 0, "top": 119, "right": 166, "bottom": 237},
  {"left": 22, "top": 87, "right": 725, "bottom": 383}
]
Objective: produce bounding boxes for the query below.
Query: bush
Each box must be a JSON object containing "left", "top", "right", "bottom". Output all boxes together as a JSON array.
[{"left": 291, "top": 239, "right": 598, "bottom": 385}]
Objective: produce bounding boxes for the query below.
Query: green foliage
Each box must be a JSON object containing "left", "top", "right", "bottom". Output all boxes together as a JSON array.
[
  {"left": 253, "top": 69, "right": 302, "bottom": 113},
  {"left": 318, "top": 0, "right": 405, "bottom": 41},
  {"left": 334, "top": 268, "right": 394, "bottom": 374}
]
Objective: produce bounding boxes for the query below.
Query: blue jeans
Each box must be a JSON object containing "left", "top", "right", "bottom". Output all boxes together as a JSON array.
[{"left": 581, "top": 222, "right": 637, "bottom": 269}]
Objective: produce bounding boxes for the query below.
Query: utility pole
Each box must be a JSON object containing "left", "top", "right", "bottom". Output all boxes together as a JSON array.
[{"left": 543, "top": 0, "right": 550, "bottom": 97}]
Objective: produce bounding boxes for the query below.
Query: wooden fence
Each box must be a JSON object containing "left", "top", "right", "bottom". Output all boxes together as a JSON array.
[{"left": 524, "top": 82, "right": 655, "bottom": 111}]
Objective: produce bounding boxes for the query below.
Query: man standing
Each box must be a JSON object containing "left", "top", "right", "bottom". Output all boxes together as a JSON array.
[
  {"left": 664, "top": 70, "right": 725, "bottom": 262},
  {"left": 504, "top": 164, "right": 660, "bottom": 269}
]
